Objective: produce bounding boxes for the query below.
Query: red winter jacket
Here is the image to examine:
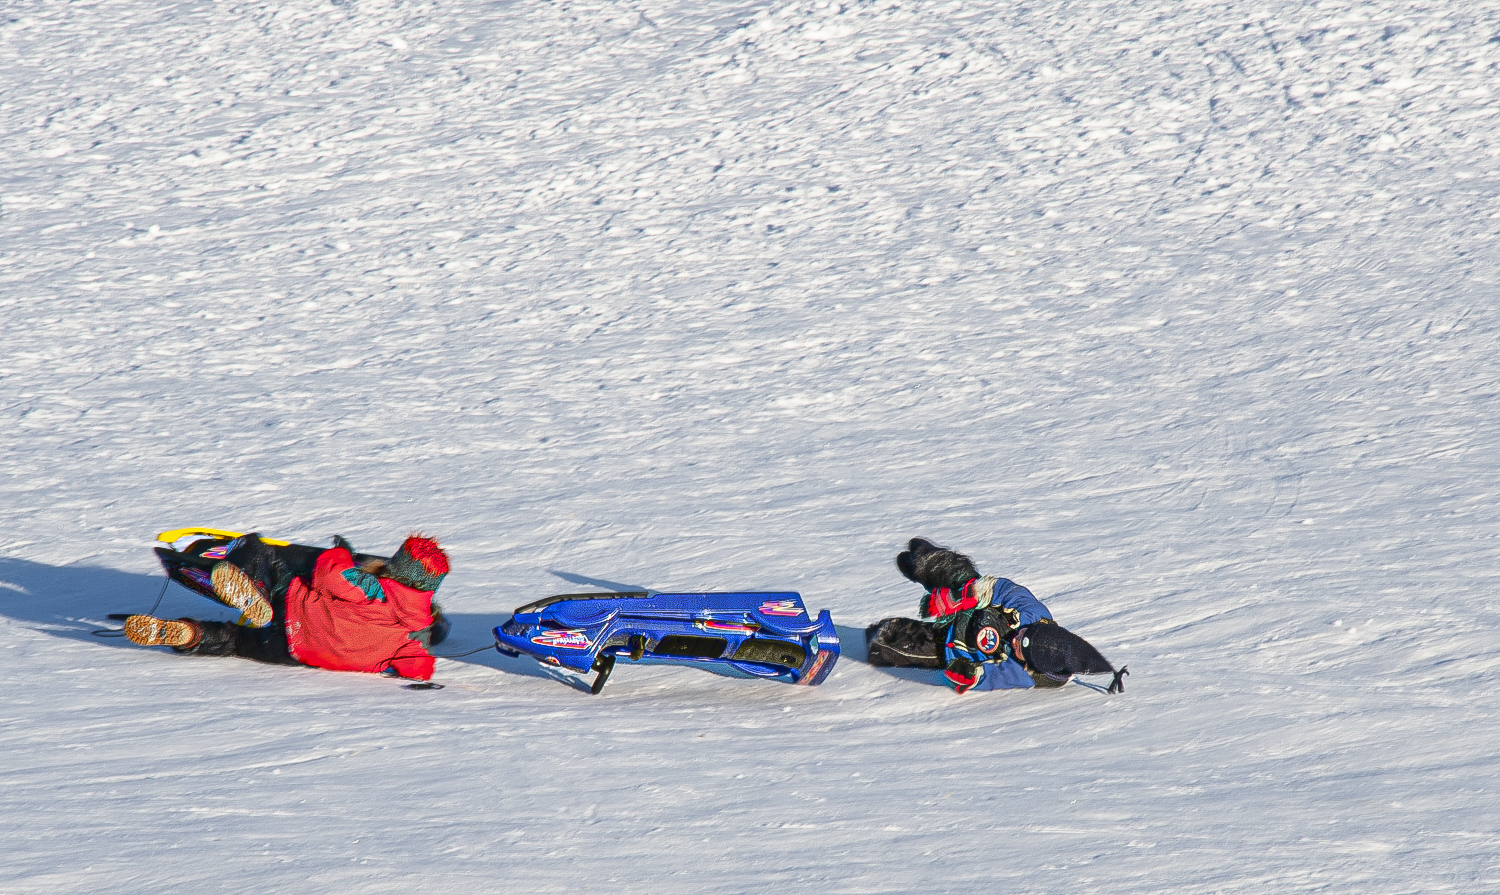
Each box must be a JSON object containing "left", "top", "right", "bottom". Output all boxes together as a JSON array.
[{"left": 284, "top": 546, "right": 437, "bottom": 680}]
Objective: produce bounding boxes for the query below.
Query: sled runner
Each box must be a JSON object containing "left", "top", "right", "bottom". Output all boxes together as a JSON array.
[{"left": 495, "top": 591, "right": 841, "bottom": 694}]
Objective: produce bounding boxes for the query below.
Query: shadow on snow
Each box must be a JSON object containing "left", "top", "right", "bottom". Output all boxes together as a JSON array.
[
  {"left": 0, "top": 557, "right": 942, "bottom": 690},
  {"left": 0, "top": 556, "right": 577, "bottom": 688}
]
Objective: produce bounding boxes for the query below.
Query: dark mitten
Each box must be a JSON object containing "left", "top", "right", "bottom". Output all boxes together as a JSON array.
[
  {"left": 895, "top": 551, "right": 921, "bottom": 584},
  {"left": 896, "top": 537, "right": 939, "bottom": 584},
  {"left": 943, "top": 657, "right": 984, "bottom": 694},
  {"left": 897, "top": 538, "right": 981, "bottom": 593}
]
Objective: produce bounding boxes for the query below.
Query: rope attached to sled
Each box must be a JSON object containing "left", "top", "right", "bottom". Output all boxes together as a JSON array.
[
  {"left": 378, "top": 638, "right": 507, "bottom": 690},
  {"left": 91, "top": 577, "right": 172, "bottom": 637}
]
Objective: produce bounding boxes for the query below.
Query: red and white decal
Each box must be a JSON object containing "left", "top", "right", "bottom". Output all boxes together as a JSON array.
[
  {"left": 757, "top": 599, "right": 803, "bottom": 617},
  {"left": 699, "top": 618, "right": 759, "bottom": 635},
  {"left": 975, "top": 626, "right": 1001, "bottom": 655},
  {"left": 531, "top": 629, "right": 592, "bottom": 650}
]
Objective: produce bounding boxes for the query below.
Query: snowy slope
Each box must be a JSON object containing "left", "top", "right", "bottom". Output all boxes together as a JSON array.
[{"left": 3, "top": 0, "right": 1499, "bottom": 891}]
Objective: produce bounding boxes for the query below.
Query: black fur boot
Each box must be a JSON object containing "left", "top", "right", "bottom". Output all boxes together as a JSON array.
[
  {"left": 895, "top": 538, "right": 980, "bottom": 592},
  {"left": 865, "top": 617, "right": 947, "bottom": 668}
]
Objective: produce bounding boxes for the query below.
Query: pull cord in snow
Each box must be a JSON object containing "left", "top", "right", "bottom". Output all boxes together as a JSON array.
[
  {"left": 1107, "top": 666, "right": 1129, "bottom": 694},
  {"left": 92, "top": 577, "right": 172, "bottom": 637},
  {"left": 379, "top": 638, "right": 507, "bottom": 690}
]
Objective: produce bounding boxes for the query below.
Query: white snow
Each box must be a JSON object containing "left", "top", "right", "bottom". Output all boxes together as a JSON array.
[{"left": 3, "top": 0, "right": 1499, "bottom": 891}]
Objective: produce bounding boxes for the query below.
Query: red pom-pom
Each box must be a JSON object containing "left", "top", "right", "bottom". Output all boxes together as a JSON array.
[{"left": 399, "top": 535, "right": 450, "bottom": 576}]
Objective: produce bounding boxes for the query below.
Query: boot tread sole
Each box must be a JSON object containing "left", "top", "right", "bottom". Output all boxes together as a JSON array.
[{"left": 210, "top": 562, "right": 274, "bottom": 629}]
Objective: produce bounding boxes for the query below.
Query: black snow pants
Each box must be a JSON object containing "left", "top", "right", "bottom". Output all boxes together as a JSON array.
[{"left": 174, "top": 533, "right": 302, "bottom": 667}]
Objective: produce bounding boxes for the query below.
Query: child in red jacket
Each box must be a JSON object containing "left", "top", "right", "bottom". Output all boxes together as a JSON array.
[{"left": 124, "top": 533, "right": 450, "bottom": 681}]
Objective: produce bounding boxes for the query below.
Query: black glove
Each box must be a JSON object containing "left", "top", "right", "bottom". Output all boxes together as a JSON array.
[{"left": 943, "top": 658, "right": 984, "bottom": 693}]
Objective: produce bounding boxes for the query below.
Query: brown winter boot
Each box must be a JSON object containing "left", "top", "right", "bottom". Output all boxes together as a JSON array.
[
  {"left": 210, "top": 561, "right": 274, "bottom": 628},
  {"left": 125, "top": 616, "right": 203, "bottom": 649}
]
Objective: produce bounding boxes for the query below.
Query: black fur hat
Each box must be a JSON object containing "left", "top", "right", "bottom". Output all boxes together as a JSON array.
[
  {"left": 896, "top": 538, "right": 980, "bottom": 593},
  {"left": 1019, "top": 623, "right": 1128, "bottom": 694}
]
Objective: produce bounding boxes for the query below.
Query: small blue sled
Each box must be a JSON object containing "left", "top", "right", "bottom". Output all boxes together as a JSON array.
[{"left": 494, "top": 591, "right": 840, "bottom": 693}]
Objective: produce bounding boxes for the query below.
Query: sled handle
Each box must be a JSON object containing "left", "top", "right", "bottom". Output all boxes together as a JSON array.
[
  {"left": 155, "top": 528, "right": 291, "bottom": 547},
  {"left": 590, "top": 653, "right": 616, "bottom": 695}
]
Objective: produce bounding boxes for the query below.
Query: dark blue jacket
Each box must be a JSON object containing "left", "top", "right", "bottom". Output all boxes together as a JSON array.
[{"left": 939, "top": 578, "right": 1052, "bottom": 690}]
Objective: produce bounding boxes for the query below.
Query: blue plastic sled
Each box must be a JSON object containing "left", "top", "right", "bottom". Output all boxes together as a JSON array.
[{"left": 495, "top": 591, "right": 840, "bottom": 693}]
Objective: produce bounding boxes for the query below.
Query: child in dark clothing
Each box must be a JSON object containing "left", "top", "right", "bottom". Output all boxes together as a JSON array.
[{"left": 866, "top": 538, "right": 1126, "bottom": 694}]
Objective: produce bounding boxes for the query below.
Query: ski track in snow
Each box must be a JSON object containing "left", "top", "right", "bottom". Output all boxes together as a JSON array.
[{"left": 2, "top": 0, "right": 1499, "bottom": 891}]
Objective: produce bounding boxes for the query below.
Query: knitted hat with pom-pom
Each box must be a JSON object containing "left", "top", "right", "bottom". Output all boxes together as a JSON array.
[{"left": 385, "top": 535, "right": 449, "bottom": 592}]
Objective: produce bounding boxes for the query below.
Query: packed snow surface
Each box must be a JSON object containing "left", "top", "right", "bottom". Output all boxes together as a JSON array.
[{"left": 4, "top": 0, "right": 1499, "bottom": 891}]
